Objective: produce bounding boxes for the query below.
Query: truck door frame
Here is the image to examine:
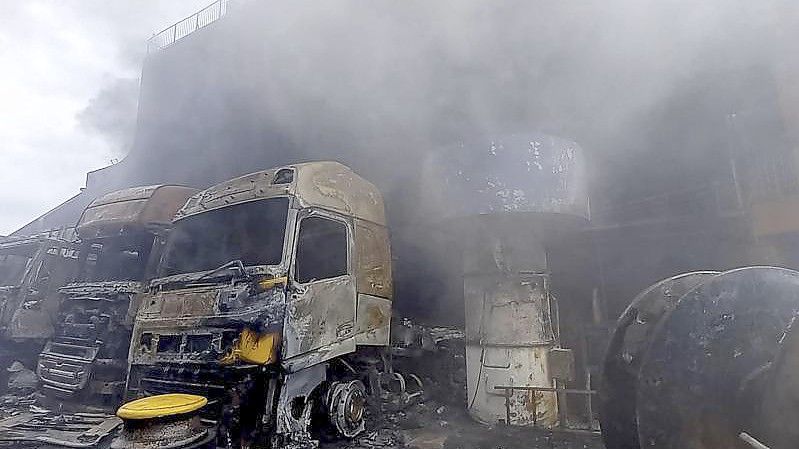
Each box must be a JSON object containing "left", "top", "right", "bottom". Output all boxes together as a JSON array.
[{"left": 282, "top": 207, "right": 357, "bottom": 368}]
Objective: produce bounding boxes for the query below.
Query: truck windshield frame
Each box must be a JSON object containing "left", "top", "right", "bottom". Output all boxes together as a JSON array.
[
  {"left": 160, "top": 197, "right": 290, "bottom": 277},
  {"left": 77, "top": 229, "right": 156, "bottom": 282}
]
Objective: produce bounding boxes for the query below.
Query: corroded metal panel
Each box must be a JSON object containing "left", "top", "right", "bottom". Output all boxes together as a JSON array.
[
  {"left": 175, "top": 162, "right": 386, "bottom": 225},
  {"left": 422, "top": 133, "right": 589, "bottom": 221},
  {"left": 282, "top": 208, "right": 359, "bottom": 368},
  {"left": 131, "top": 283, "right": 286, "bottom": 366},
  {"left": 294, "top": 162, "right": 386, "bottom": 226},
  {"left": 354, "top": 219, "right": 392, "bottom": 299},
  {"left": 757, "top": 319, "right": 799, "bottom": 449},
  {"left": 354, "top": 293, "right": 391, "bottom": 346},
  {"left": 636, "top": 267, "right": 799, "bottom": 449},
  {"left": 464, "top": 272, "right": 558, "bottom": 427},
  {"left": 77, "top": 185, "right": 198, "bottom": 238},
  {"left": 5, "top": 239, "right": 79, "bottom": 340},
  {"left": 283, "top": 276, "right": 356, "bottom": 363}
]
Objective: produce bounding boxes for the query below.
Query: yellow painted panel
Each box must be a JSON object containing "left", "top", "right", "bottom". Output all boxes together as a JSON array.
[
  {"left": 117, "top": 393, "right": 207, "bottom": 420},
  {"left": 220, "top": 329, "right": 278, "bottom": 365}
]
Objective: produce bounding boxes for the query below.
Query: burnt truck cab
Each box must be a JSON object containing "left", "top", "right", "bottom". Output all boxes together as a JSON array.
[
  {"left": 125, "top": 162, "right": 392, "bottom": 447},
  {"left": 0, "top": 236, "right": 79, "bottom": 371},
  {"left": 37, "top": 185, "right": 198, "bottom": 401}
]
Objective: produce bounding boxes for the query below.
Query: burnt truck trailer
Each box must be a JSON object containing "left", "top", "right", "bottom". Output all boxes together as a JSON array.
[
  {"left": 0, "top": 236, "right": 79, "bottom": 380},
  {"left": 38, "top": 185, "right": 198, "bottom": 403},
  {"left": 118, "top": 161, "right": 393, "bottom": 448}
]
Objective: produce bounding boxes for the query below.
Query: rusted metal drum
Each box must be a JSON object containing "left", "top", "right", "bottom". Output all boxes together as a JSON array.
[
  {"left": 636, "top": 267, "right": 799, "bottom": 449},
  {"left": 755, "top": 317, "right": 799, "bottom": 449},
  {"left": 599, "top": 271, "right": 719, "bottom": 449},
  {"left": 602, "top": 267, "right": 799, "bottom": 449}
]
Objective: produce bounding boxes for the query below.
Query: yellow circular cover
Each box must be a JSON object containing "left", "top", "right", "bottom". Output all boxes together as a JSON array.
[{"left": 117, "top": 393, "right": 208, "bottom": 420}]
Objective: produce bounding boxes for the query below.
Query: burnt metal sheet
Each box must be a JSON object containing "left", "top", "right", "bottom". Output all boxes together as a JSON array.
[
  {"left": 294, "top": 161, "right": 386, "bottom": 226},
  {"left": 6, "top": 239, "right": 79, "bottom": 340},
  {"left": 283, "top": 275, "right": 356, "bottom": 363},
  {"left": 39, "top": 280, "right": 143, "bottom": 397},
  {"left": 598, "top": 271, "right": 719, "bottom": 449},
  {"left": 175, "top": 162, "right": 386, "bottom": 225},
  {"left": 636, "top": 267, "right": 799, "bottom": 449},
  {"left": 354, "top": 219, "right": 392, "bottom": 299},
  {"left": 422, "top": 133, "right": 590, "bottom": 221},
  {"left": 77, "top": 185, "right": 198, "bottom": 239},
  {"left": 755, "top": 317, "right": 799, "bottom": 449},
  {"left": 355, "top": 294, "right": 391, "bottom": 347},
  {"left": 464, "top": 271, "right": 558, "bottom": 427},
  {"left": 131, "top": 283, "right": 286, "bottom": 366}
]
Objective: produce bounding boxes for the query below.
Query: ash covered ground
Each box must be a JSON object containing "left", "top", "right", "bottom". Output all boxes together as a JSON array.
[
  {"left": 0, "top": 326, "right": 603, "bottom": 449},
  {"left": 327, "top": 326, "right": 604, "bottom": 449},
  {"left": 330, "top": 399, "right": 603, "bottom": 449}
]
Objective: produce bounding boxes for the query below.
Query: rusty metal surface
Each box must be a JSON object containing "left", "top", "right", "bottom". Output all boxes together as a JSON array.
[
  {"left": 131, "top": 282, "right": 286, "bottom": 366},
  {"left": 284, "top": 275, "right": 356, "bottom": 361},
  {"left": 77, "top": 185, "right": 198, "bottom": 239},
  {"left": 0, "top": 238, "right": 59, "bottom": 334},
  {"left": 294, "top": 161, "right": 386, "bottom": 226},
  {"left": 354, "top": 219, "right": 392, "bottom": 300},
  {"left": 355, "top": 294, "right": 391, "bottom": 347},
  {"left": 422, "top": 133, "right": 590, "bottom": 221},
  {"left": 33, "top": 184, "right": 196, "bottom": 401},
  {"left": 755, "top": 320, "right": 799, "bottom": 449},
  {"left": 175, "top": 161, "right": 386, "bottom": 225},
  {"left": 598, "top": 271, "right": 719, "bottom": 449},
  {"left": 465, "top": 270, "right": 558, "bottom": 427},
  {"left": 123, "top": 162, "right": 392, "bottom": 447},
  {"left": 110, "top": 415, "right": 211, "bottom": 449},
  {"left": 636, "top": 267, "right": 799, "bottom": 449},
  {"left": 5, "top": 239, "right": 79, "bottom": 341},
  {"left": 38, "top": 281, "right": 143, "bottom": 398}
]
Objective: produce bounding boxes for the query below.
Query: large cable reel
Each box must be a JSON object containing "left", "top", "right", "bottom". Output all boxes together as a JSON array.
[{"left": 600, "top": 267, "right": 799, "bottom": 449}]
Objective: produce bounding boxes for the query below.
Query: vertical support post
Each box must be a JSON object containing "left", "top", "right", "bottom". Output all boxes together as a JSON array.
[
  {"left": 504, "top": 388, "right": 512, "bottom": 426},
  {"left": 585, "top": 371, "right": 594, "bottom": 430},
  {"left": 556, "top": 383, "right": 567, "bottom": 429}
]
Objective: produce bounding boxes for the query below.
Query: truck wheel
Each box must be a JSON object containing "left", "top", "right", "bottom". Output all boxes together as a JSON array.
[{"left": 326, "top": 380, "right": 367, "bottom": 438}]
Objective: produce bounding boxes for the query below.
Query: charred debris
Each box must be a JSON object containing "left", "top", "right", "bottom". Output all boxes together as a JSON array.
[
  {"left": 6, "top": 2, "right": 799, "bottom": 449},
  {"left": 0, "top": 157, "right": 601, "bottom": 449}
]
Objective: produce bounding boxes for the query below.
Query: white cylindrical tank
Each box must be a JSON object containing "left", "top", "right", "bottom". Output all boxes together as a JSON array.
[
  {"left": 422, "top": 133, "right": 589, "bottom": 427},
  {"left": 462, "top": 222, "right": 558, "bottom": 426}
]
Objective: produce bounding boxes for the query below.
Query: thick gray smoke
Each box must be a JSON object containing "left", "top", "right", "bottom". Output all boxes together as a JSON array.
[
  {"left": 118, "top": 0, "right": 786, "bottom": 212},
  {"left": 0, "top": 0, "right": 211, "bottom": 235},
  {"left": 83, "top": 0, "right": 787, "bottom": 324},
  {"left": 6, "top": 0, "right": 793, "bottom": 322},
  {"left": 77, "top": 78, "right": 140, "bottom": 154}
]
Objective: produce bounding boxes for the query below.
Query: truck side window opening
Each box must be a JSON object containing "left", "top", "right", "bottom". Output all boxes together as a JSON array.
[{"left": 296, "top": 216, "right": 347, "bottom": 283}]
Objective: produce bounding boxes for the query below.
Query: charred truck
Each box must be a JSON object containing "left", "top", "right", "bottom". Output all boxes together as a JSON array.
[
  {"left": 121, "top": 162, "right": 393, "bottom": 448},
  {"left": 37, "top": 185, "right": 198, "bottom": 403},
  {"left": 0, "top": 236, "right": 78, "bottom": 384}
]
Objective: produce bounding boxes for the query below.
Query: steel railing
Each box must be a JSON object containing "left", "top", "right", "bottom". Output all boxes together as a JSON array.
[
  {"left": 146, "top": 0, "right": 230, "bottom": 53},
  {"left": 494, "top": 385, "right": 600, "bottom": 434}
]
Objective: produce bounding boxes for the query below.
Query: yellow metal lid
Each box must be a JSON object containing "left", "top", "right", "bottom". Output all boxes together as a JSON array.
[{"left": 117, "top": 393, "right": 208, "bottom": 420}]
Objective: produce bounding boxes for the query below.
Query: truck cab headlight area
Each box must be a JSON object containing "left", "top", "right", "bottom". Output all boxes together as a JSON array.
[{"left": 137, "top": 329, "right": 279, "bottom": 366}]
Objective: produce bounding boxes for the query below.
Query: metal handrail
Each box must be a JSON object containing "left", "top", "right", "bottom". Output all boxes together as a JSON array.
[
  {"left": 146, "top": 0, "right": 230, "bottom": 53},
  {"left": 494, "top": 385, "right": 600, "bottom": 434}
]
